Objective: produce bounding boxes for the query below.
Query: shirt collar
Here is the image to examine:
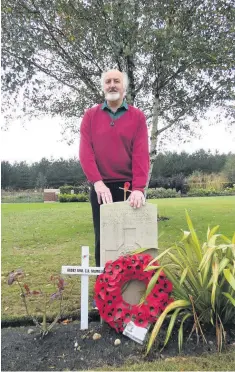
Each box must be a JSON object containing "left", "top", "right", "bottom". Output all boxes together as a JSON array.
[{"left": 101, "top": 99, "right": 128, "bottom": 111}]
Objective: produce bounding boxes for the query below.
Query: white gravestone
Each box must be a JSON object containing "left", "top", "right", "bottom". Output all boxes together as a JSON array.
[
  {"left": 100, "top": 201, "right": 158, "bottom": 265},
  {"left": 100, "top": 201, "right": 158, "bottom": 305}
]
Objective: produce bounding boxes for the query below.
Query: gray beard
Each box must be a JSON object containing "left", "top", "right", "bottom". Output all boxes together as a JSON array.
[{"left": 105, "top": 92, "right": 121, "bottom": 101}]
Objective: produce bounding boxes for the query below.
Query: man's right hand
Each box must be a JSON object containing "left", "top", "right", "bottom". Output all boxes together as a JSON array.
[{"left": 94, "top": 181, "right": 113, "bottom": 204}]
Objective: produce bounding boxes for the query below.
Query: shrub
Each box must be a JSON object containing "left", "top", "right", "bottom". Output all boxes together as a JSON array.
[
  {"left": 59, "top": 183, "right": 90, "bottom": 195},
  {"left": 147, "top": 187, "right": 180, "bottom": 199},
  {"left": 187, "top": 171, "right": 229, "bottom": 192},
  {"left": 187, "top": 187, "right": 218, "bottom": 197},
  {"left": 187, "top": 187, "right": 235, "bottom": 197},
  {"left": 222, "top": 154, "right": 235, "bottom": 183},
  {"left": 149, "top": 174, "right": 189, "bottom": 194},
  {"left": 144, "top": 211, "right": 235, "bottom": 354},
  {"left": 59, "top": 185, "right": 74, "bottom": 194},
  {"left": 224, "top": 185, "right": 235, "bottom": 194},
  {"left": 58, "top": 193, "right": 88, "bottom": 202},
  {"left": 75, "top": 182, "right": 90, "bottom": 194}
]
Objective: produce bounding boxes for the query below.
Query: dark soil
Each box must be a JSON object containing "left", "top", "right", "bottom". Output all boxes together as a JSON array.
[{"left": 2, "top": 319, "right": 235, "bottom": 371}]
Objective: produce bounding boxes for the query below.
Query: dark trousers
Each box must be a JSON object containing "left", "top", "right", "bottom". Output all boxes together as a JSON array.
[{"left": 90, "top": 182, "right": 131, "bottom": 266}]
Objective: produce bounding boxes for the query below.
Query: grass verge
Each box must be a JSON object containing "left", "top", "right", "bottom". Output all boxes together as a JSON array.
[{"left": 97, "top": 349, "right": 235, "bottom": 371}]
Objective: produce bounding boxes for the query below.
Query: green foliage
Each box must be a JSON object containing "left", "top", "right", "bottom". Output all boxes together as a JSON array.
[
  {"left": 58, "top": 193, "right": 88, "bottom": 202},
  {"left": 144, "top": 211, "right": 235, "bottom": 354},
  {"left": 1, "top": 158, "right": 86, "bottom": 190},
  {"left": 147, "top": 188, "right": 180, "bottom": 199},
  {"left": 59, "top": 185, "right": 75, "bottom": 194},
  {"left": 3, "top": 151, "right": 232, "bottom": 191},
  {"left": 1, "top": 190, "right": 44, "bottom": 203},
  {"left": 187, "top": 171, "right": 229, "bottom": 191},
  {"left": 187, "top": 187, "right": 235, "bottom": 197},
  {"left": 35, "top": 172, "right": 47, "bottom": 190},
  {"left": 151, "top": 150, "right": 228, "bottom": 179},
  {"left": 187, "top": 187, "right": 220, "bottom": 196},
  {"left": 59, "top": 182, "right": 89, "bottom": 195},
  {"left": 222, "top": 154, "right": 235, "bottom": 183},
  {"left": 2, "top": 0, "right": 234, "bottom": 152}
]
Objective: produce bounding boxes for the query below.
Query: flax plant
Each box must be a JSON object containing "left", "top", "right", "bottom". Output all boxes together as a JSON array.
[{"left": 144, "top": 211, "right": 235, "bottom": 354}]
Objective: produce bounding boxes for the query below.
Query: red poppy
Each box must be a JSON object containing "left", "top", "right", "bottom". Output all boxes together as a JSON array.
[
  {"left": 134, "top": 316, "right": 149, "bottom": 328},
  {"left": 124, "top": 182, "right": 131, "bottom": 191},
  {"left": 151, "top": 283, "right": 165, "bottom": 295},
  {"left": 148, "top": 303, "right": 161, "bottom": 317},
  {"left": 112, "top": 262, "right": 125, "bottom": 275},
  {"left": 103, "top": 308, "right": 115, "bottom": 322},
  {"left": 130, "top": 304, "right": 148, "bottom": 320},
  {"left": 113, "top": 304, "right": 126, "bottom": 320},
  {"left": 122, "top": 309, "right": 132, "bottom": 323},
  {"left": 105, "top": 263, "right": 113, "bottom": 273},
  {"left": 158, "top": 292, "right": 169, "bottom": 304},
  {"left": 162, "top": 280, "right": 173, "bottom": 293}
]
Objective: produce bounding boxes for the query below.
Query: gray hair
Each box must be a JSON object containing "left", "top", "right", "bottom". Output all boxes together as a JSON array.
[{"left": 100, "top": 70, "right": 129, "bottom": 93}]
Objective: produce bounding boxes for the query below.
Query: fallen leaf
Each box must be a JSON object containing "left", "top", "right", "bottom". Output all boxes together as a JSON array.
[{"left": 4, "top": 307, "right": 9, "bottom": 311}]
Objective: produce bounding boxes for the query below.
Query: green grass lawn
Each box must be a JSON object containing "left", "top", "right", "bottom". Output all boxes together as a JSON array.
[
  {"left": 2, "top": 196, "right": 235, "bottom": 321},
  {"left": 98, "top": 350, "right": 235, "bottom": 371},
  {"left": 2, "top": 197, "right": 235, "bottom": 371}
]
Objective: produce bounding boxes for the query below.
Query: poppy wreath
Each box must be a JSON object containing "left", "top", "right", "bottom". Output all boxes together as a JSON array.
[{"left": 94, "top": 253, "right": 174, "bottom": 332}]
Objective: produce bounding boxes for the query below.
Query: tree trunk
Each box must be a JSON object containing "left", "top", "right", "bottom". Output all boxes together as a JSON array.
[{"left": 146, "top": 95, "right": 159, "bottom": 191}]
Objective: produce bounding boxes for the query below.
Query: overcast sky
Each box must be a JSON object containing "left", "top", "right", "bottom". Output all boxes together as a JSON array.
[{"left": 1, "top": 114, "right": 234, "bottom": 164}]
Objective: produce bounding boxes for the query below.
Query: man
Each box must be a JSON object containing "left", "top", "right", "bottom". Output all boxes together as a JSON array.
[{"left": 79, "top": 69, "right": 150, "bottom": 269}]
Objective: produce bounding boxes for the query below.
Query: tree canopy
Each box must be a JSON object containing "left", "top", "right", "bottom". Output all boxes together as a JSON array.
[
  {"left": 2, "top": 0, "right": 235, "bottom": 173},
  {"left": 1, "top": 150, "right": 232, "bottom": 190}
]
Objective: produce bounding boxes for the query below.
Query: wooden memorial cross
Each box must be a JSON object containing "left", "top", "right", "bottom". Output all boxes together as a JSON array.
[{"left": 61, "top": 246, "right": 104, "bottom": 330}]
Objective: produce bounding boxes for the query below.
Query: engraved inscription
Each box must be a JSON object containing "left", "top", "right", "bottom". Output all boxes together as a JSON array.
[{"left": 100, "top": 201, "right": 158, "bottom": 266}]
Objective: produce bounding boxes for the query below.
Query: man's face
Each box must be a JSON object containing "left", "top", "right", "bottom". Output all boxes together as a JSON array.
[{"left": 103, "top": 70, "right": 125, "bottom": 102}]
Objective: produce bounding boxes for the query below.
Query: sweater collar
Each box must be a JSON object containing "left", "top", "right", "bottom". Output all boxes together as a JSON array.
[{"left": 101, "top": 99, "right": 128, "bottom": 111}]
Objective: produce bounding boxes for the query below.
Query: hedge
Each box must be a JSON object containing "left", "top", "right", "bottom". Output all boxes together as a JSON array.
[
  {"left": 187, "top": 187, "right": 235, "bottom": 197},
  {"left": 146, "top": 187, "right": 180, "bottom": 199},
  {"left": 58, "top": 193, "right": 89, "bottom": 202},
  {"left": 59, "top": 184, "right": 89, "bottom": 195}
]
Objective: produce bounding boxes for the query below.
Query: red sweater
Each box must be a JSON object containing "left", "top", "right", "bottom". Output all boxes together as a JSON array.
[{"left": 79, "top": 104, "right": 150, "bottom": 192}]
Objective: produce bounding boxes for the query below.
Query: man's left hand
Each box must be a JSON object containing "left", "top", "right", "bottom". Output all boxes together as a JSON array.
[{"left": 128, "top": 190, "right": 145, "bottom": 209}]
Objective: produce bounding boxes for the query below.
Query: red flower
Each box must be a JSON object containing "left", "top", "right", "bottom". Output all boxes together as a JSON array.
[
  {"left": 103, "top": 308, "right": 115, "bottom": 322},
  {"left": 134, "top": 316, "right": 149, "bottom": 328},
  {"left": 124, "top": 182, "right": 130, "bottom": 191},
  {"left": 105, "top": 294, "right": 115, "bottom": 307},
  {"left": 158, "top": 292, "right": 169, "bottom": 304},
  {"left": 122, "top": 309, "right": 132, "bottom": 323},
  {"left": 113, "top": 304, "right": 125, "bottom": 320},
  {"left": 159, "top": 280, "right": 173, "bottom": 293},
  {"left": 112, "top": 261, "right": 125, "bottom": 275}
]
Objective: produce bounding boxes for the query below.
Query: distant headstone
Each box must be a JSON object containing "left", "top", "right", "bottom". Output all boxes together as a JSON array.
[{"left": 100, "top": 201, "right": 158, "bottom": 305}]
